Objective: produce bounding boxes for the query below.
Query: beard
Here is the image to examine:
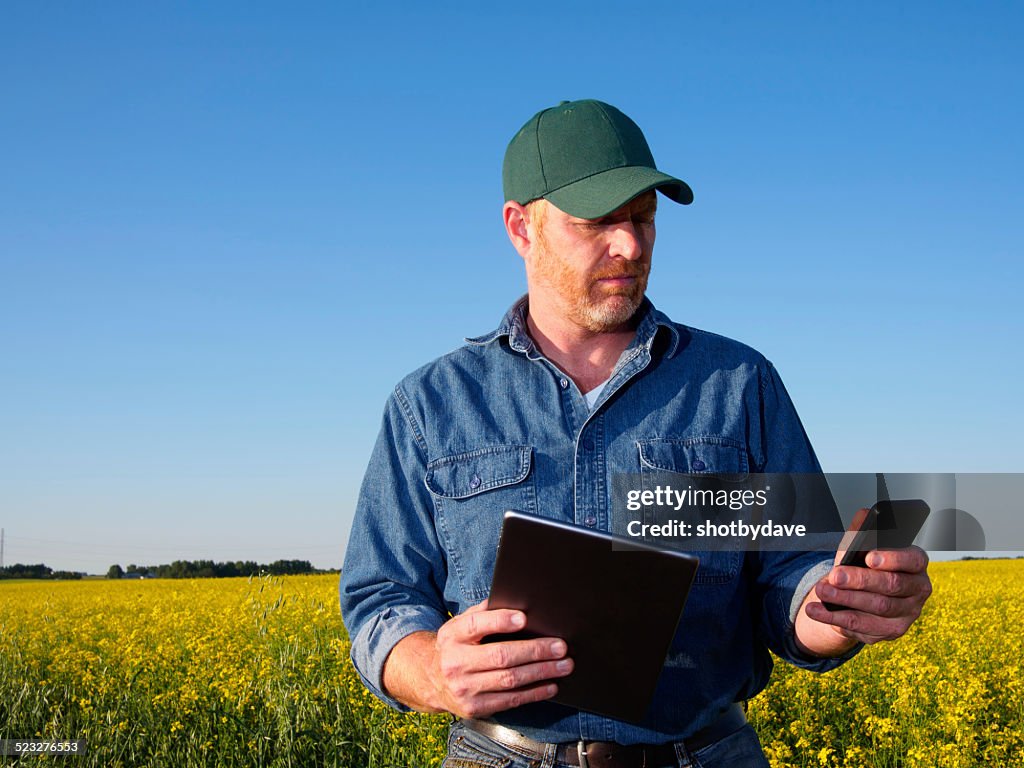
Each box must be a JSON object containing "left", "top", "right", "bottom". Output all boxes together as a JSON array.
[{"left": 533, "top": 242, "right": 650, "bottom": 333}]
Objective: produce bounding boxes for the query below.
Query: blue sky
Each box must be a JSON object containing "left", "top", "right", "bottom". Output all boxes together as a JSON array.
[{"left": 2, "top": 3, "right": 1022, "bottom": 574}]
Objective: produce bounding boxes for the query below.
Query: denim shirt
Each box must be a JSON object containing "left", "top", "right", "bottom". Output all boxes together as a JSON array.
[{"left": 340, "top": 297, "right": 859, "bottom": 745}]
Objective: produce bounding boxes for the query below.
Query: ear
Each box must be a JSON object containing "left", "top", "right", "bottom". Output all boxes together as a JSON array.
[{"left": 503, "top": 201, "right": 532, "bottom": 258}]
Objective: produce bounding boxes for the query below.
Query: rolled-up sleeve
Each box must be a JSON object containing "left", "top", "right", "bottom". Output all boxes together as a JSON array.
[
  {"left": 339, "top": 386, "right": 448, "bottom": 710},
  {"left": 753, "top": 361, "right": 863, "bottom": 671},
  {"left": 756, "top": 551, "right": 862, "bottom": 672}
]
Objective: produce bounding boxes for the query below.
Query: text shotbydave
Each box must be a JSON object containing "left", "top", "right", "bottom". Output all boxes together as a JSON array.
[{"left": 626, "top": 519, "right": 807, "bottom": 540}]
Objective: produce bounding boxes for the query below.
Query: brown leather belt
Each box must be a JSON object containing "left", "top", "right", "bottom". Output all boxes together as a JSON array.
[{"left": 460, "top": 703, "right": 747, "bottom": 768}]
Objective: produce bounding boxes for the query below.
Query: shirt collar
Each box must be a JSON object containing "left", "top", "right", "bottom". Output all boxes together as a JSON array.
[{"left": 465, "top": 295, "right": 682, "bottom": 359}]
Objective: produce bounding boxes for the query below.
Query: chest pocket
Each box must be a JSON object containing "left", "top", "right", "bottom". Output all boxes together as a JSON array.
[
  {"left": 637, "top": 437, "right": 748, "bottom": 585},
  {"left": 425, "top": 445, "right": 536, "bottom": 602}
]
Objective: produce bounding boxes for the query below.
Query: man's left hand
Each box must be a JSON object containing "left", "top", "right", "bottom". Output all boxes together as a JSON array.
[{"left": 803, "top": 546, "right": 932, "bottom": 646}]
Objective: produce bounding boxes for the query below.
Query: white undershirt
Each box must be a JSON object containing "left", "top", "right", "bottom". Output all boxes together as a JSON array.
[{"left": 583, "top": 377, "right": 611, "bottom": 410}]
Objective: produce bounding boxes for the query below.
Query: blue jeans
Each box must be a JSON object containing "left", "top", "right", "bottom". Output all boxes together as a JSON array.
[{"left": 442, "top": 721, "right": 770, "bottom": 768}]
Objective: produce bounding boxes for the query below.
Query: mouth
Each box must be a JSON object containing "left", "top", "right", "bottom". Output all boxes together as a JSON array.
[
  {"left": 596, "top": 275, "right": 638, "bottom": 288},
  {"left": 594, "top": 267, "right": 646, "bottom": 289}
]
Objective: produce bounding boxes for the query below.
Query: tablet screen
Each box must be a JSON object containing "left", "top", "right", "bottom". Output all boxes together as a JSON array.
[{"left": 485, "top": 510, "right": 700, "bottom": 723}]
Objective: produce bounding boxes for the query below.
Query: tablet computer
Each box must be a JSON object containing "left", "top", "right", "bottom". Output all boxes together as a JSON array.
[{"left": 485, "top": 510, "right": 700, "bottom": 723}]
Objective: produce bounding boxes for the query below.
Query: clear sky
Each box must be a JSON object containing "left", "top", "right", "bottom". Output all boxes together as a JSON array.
[{"left": 2, "top": 3, "right": 1022, "bottom": 574}]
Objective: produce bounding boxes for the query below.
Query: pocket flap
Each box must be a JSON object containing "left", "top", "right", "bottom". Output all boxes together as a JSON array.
[
  {"left": 638, "top": 437, "right": 747, "bottom": 478},
  {"left": 425, "top": 445, "right": 533, "bottom": 500}
]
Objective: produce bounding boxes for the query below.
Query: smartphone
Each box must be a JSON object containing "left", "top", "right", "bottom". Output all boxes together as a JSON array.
[{"left": 822, "top": 499, "right": 930, "bottom": 611}]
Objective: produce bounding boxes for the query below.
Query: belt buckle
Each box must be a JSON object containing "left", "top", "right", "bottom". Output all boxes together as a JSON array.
[
  {"left": 576, "top": 740, "right": 590, "bottom": 768},
  {"left": 578, "top": 740, "right": 657, "bottom": 768}
]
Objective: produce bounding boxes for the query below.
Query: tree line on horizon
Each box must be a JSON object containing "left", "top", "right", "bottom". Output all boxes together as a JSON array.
[
  {"left": 0, "top": 563, "right": 84, "bottom": 580},
  {"left": 0, "top": 560, "right": 337, "bottom": 580},
  {"left": 106, "top": 559, "right": 334, "bottom": 579}
]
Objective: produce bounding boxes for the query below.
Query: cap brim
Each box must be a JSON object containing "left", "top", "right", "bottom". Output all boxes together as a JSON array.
[{"left": 544, "top": 165, "right": 693, "bottom": 219}]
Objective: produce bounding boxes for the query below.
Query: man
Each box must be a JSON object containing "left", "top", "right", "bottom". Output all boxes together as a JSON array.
[{"left": 340, "top": 99, "right": 931, "bottom": 767}]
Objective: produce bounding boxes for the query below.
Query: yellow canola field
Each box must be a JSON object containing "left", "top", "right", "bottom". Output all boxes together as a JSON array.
[
  {"left": 1, "top": 562, "right": 1022, "bottom": 768},
  {"left": 750, "top": 559, "right": 1024, "bottom": 767},
  {"left": 0, "top": 575, "right": 445, "bottom": 768}
]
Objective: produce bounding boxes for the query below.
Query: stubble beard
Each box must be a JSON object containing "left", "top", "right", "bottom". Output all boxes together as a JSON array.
[{"left": 534, "top": 239, "right": 650, "bottom": 333}]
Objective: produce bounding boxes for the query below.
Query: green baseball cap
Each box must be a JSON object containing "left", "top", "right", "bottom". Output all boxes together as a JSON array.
[{"left": 502, "top": 99, "right": 693, "bottom": 219}]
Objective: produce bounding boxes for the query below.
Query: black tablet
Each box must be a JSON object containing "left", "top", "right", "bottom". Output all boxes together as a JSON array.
[{"left": 485, "top": 510, "right": 700, "bottom": 723}]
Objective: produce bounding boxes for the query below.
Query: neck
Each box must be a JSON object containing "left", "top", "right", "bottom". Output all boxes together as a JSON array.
[{"left": 525, "top": 303, "right": 638, "bottom": 394}]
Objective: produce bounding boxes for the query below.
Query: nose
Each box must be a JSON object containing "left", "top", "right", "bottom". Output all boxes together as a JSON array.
[{"left": 608, "top": 220, "right": 643, "bottom": 261}]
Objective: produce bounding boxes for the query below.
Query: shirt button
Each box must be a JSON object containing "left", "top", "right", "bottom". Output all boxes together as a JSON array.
[
  {"left": 692, "top": 459, "right": 706, "bottom": 471},
  {"left": 582, "top": 438, "right": 595, "bottom": 451},
  {"left": 559, "top": 378, "right": 569, "bottom": 390},
  {"left": 584, "top": 516, "right": 597, "bottom": 527},
  {"left": 469, "top": 474, "right": 481, "bottom": 489}
]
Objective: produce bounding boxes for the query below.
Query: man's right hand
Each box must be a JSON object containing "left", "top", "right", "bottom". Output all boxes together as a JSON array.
[{"left": 382, "top": 599, "right": 574, "bottom": 718}]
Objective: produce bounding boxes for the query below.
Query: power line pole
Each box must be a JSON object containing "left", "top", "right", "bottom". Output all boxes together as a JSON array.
[{"left": 1, "top": 528, "right": 4, "bottom": 570}]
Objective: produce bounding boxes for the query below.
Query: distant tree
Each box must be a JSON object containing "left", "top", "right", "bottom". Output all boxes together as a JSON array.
[
  {"left": 107, "top": 564, "right": 124, "bottom": 579},
  {"left": 93, "top": 558, "right": 324, "bottom": 580},
  {"left": 0, "top": 563, "right": 53, "bottom": 579},
  {"left": 267, "top": 559, "right": 315, "bottom": 575}
]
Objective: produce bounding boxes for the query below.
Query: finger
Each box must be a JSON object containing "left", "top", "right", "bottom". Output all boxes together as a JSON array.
[
  {"left": 449, "top": 607, "right": 529, "bottom": 642},
  {"left": 463, "top": 598, "right": 489, "bottom": 614},
  {"left": 459, "top": 637, "right": 569, "bottom": 675},
  {"left": 450, "top": 681, "right": 560, "bottom": 720},
  {"left": 828, "top": 565, "right": 928, "bottom": 599},
  {"left": 815, "top": 581, "right": 913, "bottom": 618},
  {"left": 864, "top": 546, "right": 929, "bottom": 574},
  {"left": 834, "top": 508, "right": 871, "bottom": 566},
  {"left": 471, "top": 656, "right": 574, "bottom": 694},
  {"left": 851, "top": 507, "right": 870, "bottom": 530},
  {"left": 805, "top": 601, "right": 910, "bottom": 644}
]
